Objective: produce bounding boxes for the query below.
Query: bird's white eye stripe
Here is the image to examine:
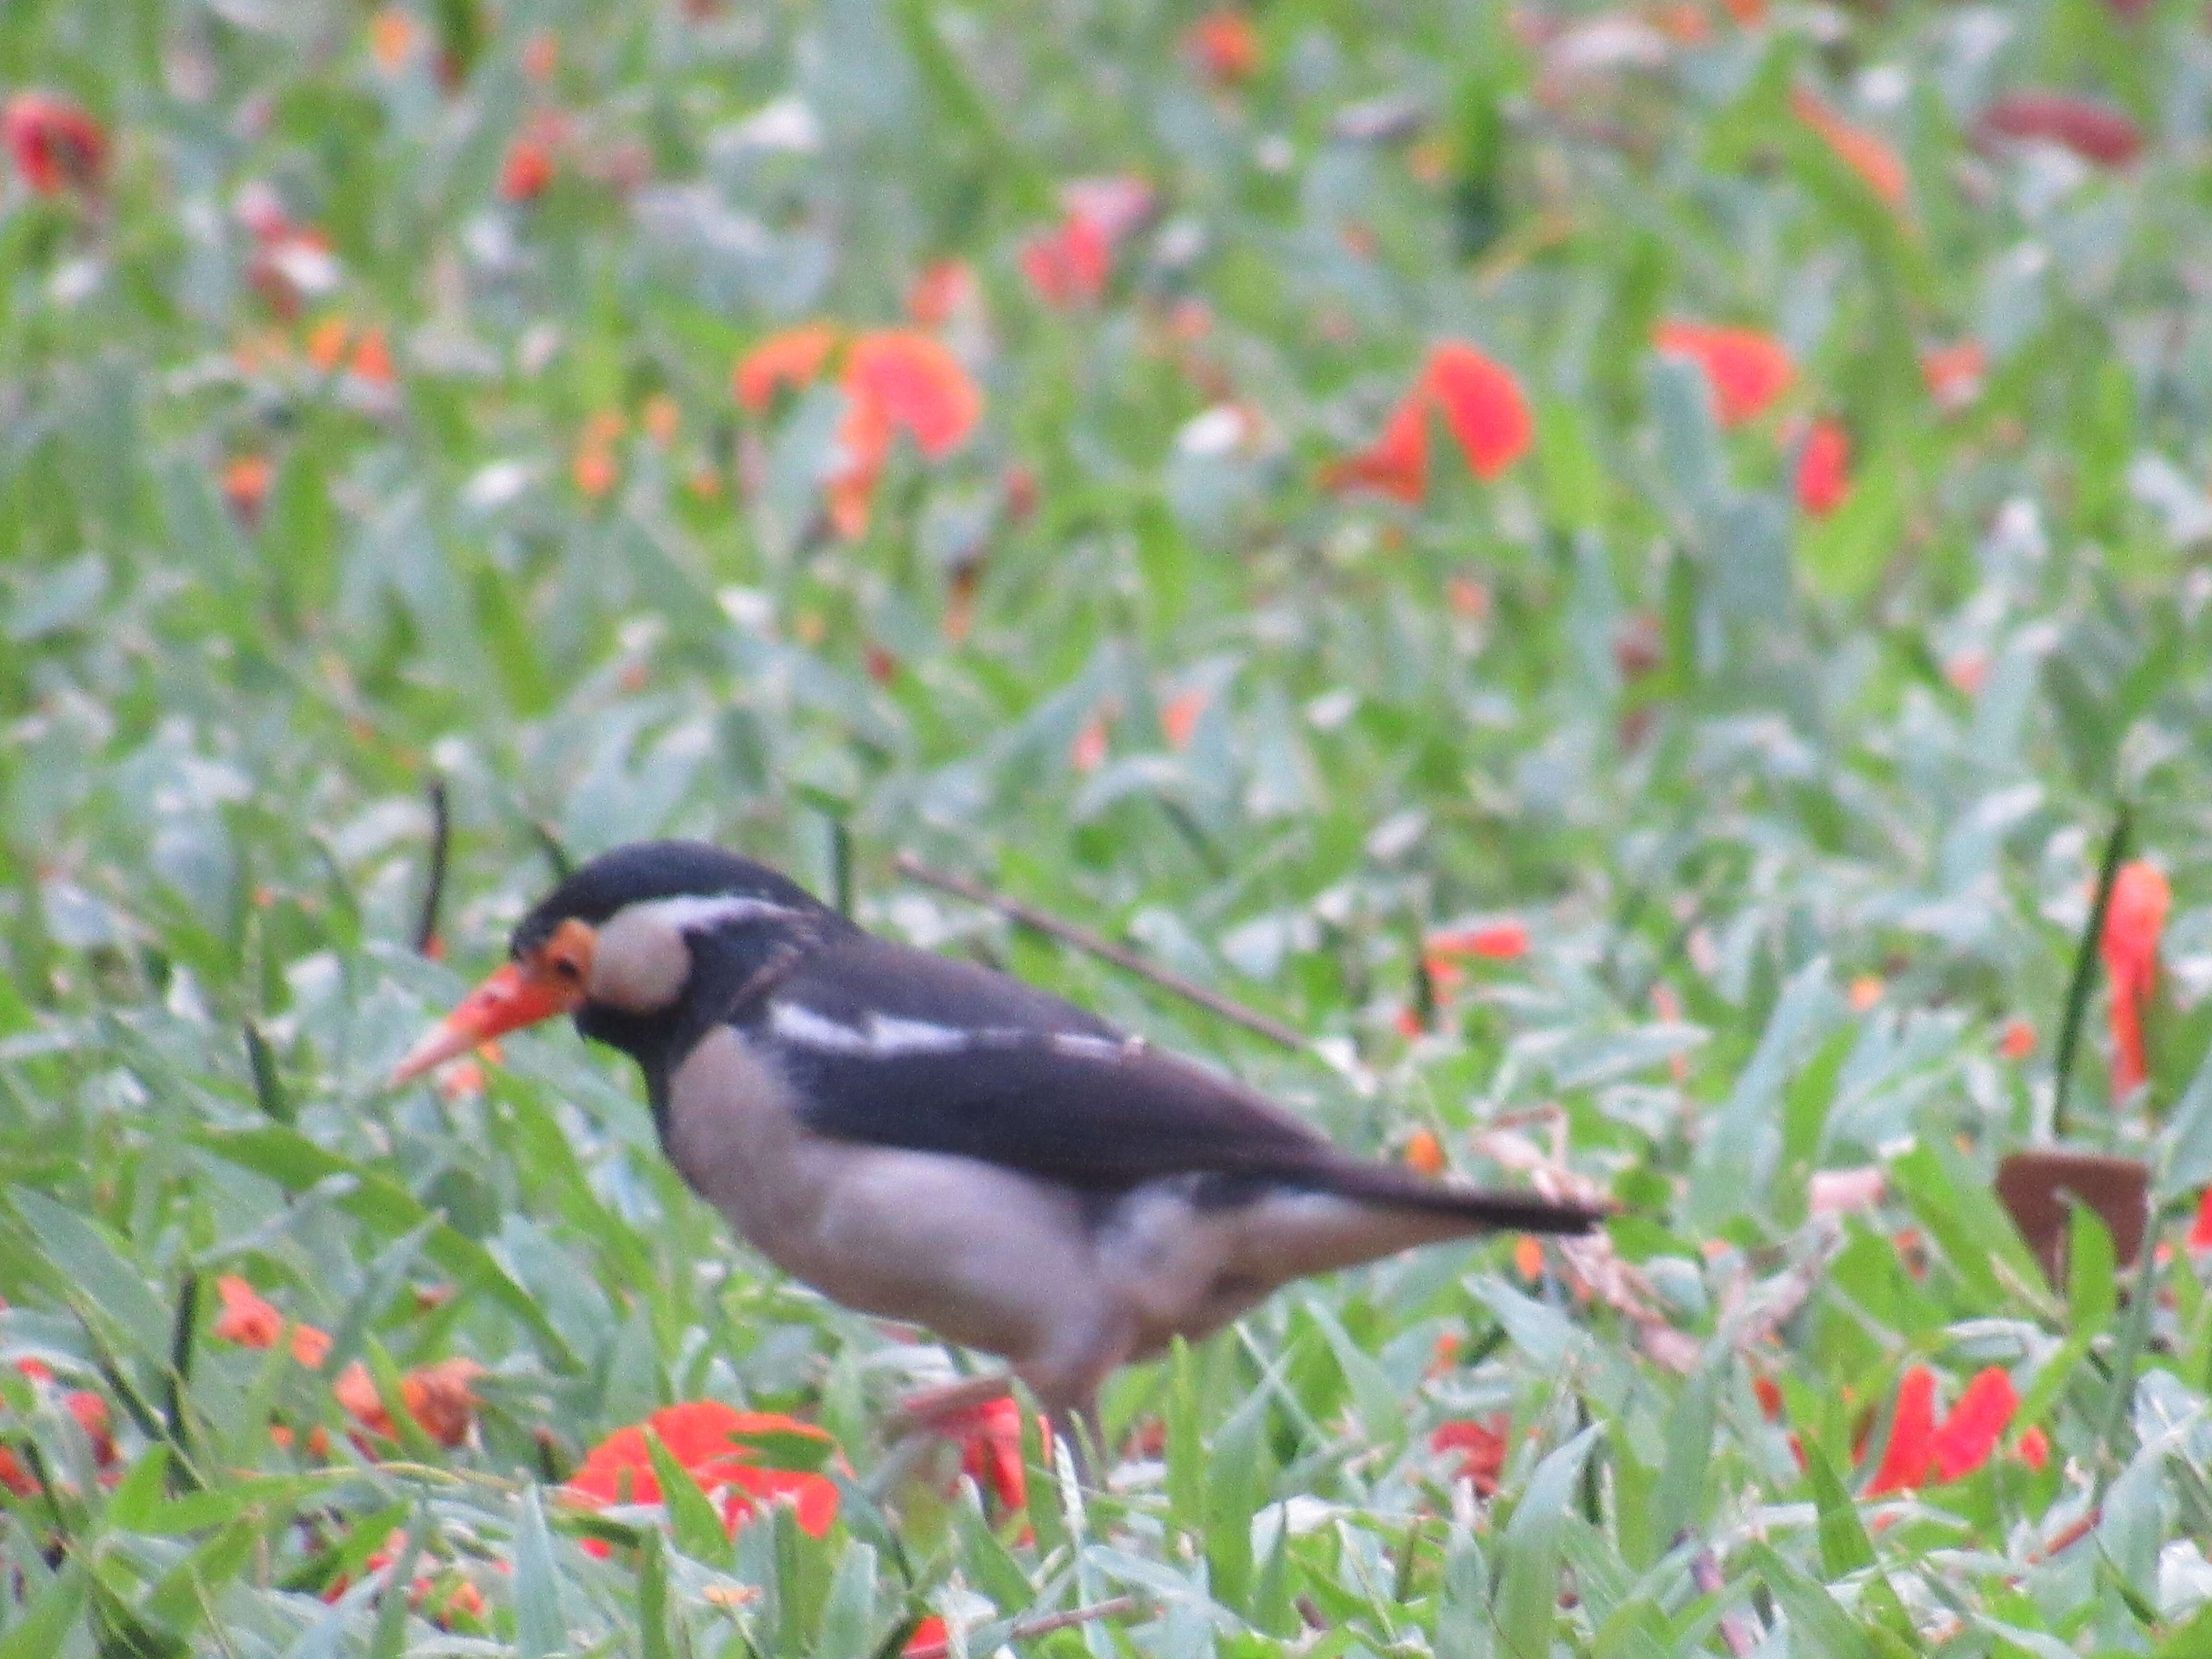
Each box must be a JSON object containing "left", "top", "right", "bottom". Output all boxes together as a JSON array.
[{"left": 628, "top": 894, "right": 803, "bottom": 933}]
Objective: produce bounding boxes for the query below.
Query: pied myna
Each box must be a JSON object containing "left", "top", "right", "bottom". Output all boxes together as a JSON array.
[{"left": 393, "top": 841, "right": 1603, "bottom": 1445}]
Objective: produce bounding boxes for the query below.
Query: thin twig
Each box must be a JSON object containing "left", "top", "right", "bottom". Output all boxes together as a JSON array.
[
  {"left": 894, "top": 854, "right": 1312, "bottom": 1052},
  {"left": 414, "top": 777, "right": 451, "bottom": 956},
  {"left": 2054, "top": 806, "right": 2132, "bottom": 1142},
  {"left": 903, "top": 1595, "right": 1142, "bottom": 1659}
]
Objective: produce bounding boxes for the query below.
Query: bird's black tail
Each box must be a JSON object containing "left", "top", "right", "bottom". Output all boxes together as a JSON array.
[{"left": 1316, "top": 1160, "right": 1608, "bottom": 1234}]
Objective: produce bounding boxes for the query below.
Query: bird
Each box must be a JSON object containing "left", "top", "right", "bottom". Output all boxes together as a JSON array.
[{"left": 391, "top": 840, "right": 1605, "bottom": 1454}]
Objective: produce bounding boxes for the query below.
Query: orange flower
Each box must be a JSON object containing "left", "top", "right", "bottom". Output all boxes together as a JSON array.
[
  {"left": 1070, "top": 712, "right": 1109, "bottom": 773},
  {"left": 2102, "top": 861, "right": 2168, "bottom": 1096},
  {"left": 3, "top": 92, "right": 107, "bottom": 197},
  {"left": 1790, "top": 86, "right": 1907, "bottom": 209},
  {"left": 1928, "top": 1367, "right": 2016, "bottom": 1483},
  {"left": 1862, "top": 1364, "right": 1937, "bottom": 1496},
  {"left": 1976, "top": 93, "right": 2142, "bottom": 169},
  {"left": 334, "top": 1357, "right": 484, "bottom": 1447},
  {"left": 307, "top": 319, "right": 394, "bottom": 384},
  {"left": 1653, "top": 322, "right": 1795, "bottom": 427},
  {"left": 1430, "top": 1414, "right": 1510, "bottom": 1495},
  {"left": 213, "top": 1275, "right": 332, "bottom": 1366},
  {"left": 1160, "top": 688, "right": 1207, "bottom": 749},
  {"left": 566, "top": 1403, "right": 840, "bottom": 1545},
  {"left": 521, "top": 30, "right": 560, "bottom": 83},
  {"left": 349, "top": 327, "right": 395, "bottom": 385},
  {"left": 1324, "top": 342, "right": 1532, "bottom": 501},
  {"left": 1998, "top": 1017, "right": 2036, "bottom": 1060},
  {"left": 824, "top": 330, "right": 982, "bottom": 539},
  {"left": 369, "top": 9, "right": 419, "bottom": 72},
  {"left": 1921, "top": 340, "right": 1985, "bottom": 411},
  {"left": 1512, "top": 1235, "right": 1544, "bottom": 1281},
  {"left": 1795, "top": 418, "right": 1851, "bottom": 517},
  {"left": 1847, "top": 973, "right": 1883, "bottom": 1011},
  {"left": 222, "top": 456, "right": 274, "bottom": 527},
  {"left": 1403, "top": 1128, "right": 1445, "bottom": 1177},
  {"left": 1185, "top": 10, "right": 1262, "bottom": 85},
  {"left": 733, "top": 323, "right": 840, "bottom": 413}
]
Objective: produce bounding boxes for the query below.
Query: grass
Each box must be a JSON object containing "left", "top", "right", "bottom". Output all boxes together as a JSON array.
[{"left": 6, "top": 0, "right": 2212, "bottom": 1652}]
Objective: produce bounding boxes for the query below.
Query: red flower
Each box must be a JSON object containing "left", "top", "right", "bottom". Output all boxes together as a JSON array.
[
  {"left": 1653, "top": 322, "right": 1795, "bottom": 427},
  {"left": 2102, "top": 861, "right": 2168, "bottom": 1096},
  {"left": 825, "top": 330, "right": 983, "bottom": 539},
  {"left": 1427, "top": 922, "right": 1530, "bottom": 963},
  {"left": 1790, "top": 86, "right": 1907, "bottom": 209},
  {"left": 566, "top": 1403, "right": 840, "bottom": 1547},
  {"left": 935, "top": 1395, "right": 1026, "bottom": 1513},
  {"left": 907, "top": 259, "right": 977, "bottom": 329},
  {"left": 1324, "top": 386, "right": 1430, "bottom": 503},
  {"left": 1998, "top": 1017, "right": 2036, "bottom": 1060},
  {"left": 2190, "top": 1187, "right": 2212, "bottom": 1254},
  {"left": 1864, "top": 1365, "right": 2021, "bottom": 1492},
  {"left": 1020, "top": 216, "right": 1112, "bottom": 308},
  {"left": 1186, "top": 11, "right": 1262, "bottom": 85},
  {"left": 1862, "top": 1364, "right": 1936, "bottom": 1496},
  {"left": 500, "top": 137, "right": 555, "bottom": 202},
  {"left": 1921, "top": 340, "right": 1985, "bottom": 411},
  {"left": 1324, "top": 342, "right": 1532, "bottom": 501},
  {"left": 1795, "top": 418, "right": 1851, "bottom": 516},
  {"left": 1928, "top": 1367, "right": 2017, "bottom": 1483},
  {"left": 1019, "top": 177, "right": 1153, "bottom": 309},
  {"left": 1976, "top": 94, "right": 2142, "bottom": 169},
  {"left": 1431, "top": 1415, "right": 1510, "bottom": 1496},
  {"left": 1426, "top": 344, "right": 1535, "bottom": 481},
  {"left": 733, "top": 323, "right": 840, "bottom": 413},
  {"left": 3, "top": 92, "right": 107, "bottom": 196},
  {"left": 905, "top": 1616, "right": 950, "bottom": 1657},
  {"left": 2014, "top": 1425, "right": 2050, "bottom": 1472}
]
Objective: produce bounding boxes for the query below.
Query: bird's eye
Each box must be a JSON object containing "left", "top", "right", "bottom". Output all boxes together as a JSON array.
[{"left": 548, "top": 953, "right": 583, "bottom": 982}]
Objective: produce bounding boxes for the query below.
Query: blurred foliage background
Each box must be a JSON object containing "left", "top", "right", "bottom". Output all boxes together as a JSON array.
[{"left": 7, "top": 0, "right": 2212, "bottom": 1652}]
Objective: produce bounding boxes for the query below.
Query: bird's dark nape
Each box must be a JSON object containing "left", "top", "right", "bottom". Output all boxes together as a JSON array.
[{"left": 515, "top": 840, "right": 830, "bottom": 946}]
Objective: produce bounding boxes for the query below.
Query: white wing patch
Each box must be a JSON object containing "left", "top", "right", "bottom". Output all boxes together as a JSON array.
[
  {"left": 770, "top": 1001, "right": 977, "bottom": 1056},
  {"left": 768, "top": 1002, "right": 1133, "bottom": 1061}
]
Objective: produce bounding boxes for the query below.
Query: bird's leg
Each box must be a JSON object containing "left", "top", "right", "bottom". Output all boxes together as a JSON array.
[
  {"left": 886, "top": 1371, "right": 1016, "bottom": 1439},
  {"left": 1019, "top": 1313, "right": 1132, "bottom": 1491}
]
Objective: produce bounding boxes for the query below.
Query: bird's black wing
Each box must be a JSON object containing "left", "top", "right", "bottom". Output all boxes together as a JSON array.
[
  {"left": 751, "top": 934, "right": 1337, "bottom": 1189},
  {"left": 748, "top": 936, "right": 1606, "bottom": 1235}
]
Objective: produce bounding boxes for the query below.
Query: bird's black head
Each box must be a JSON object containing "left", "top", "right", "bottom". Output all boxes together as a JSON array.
[{"left": 394, "top": 840, "right": 845, "bottom": 1098}]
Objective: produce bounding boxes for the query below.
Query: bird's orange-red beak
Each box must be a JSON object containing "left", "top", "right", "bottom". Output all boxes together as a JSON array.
[{"left": 390, "top": 958, "right": 583, "bottom": 1085}]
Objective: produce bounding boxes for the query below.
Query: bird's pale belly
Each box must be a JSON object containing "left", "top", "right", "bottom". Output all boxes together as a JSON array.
[{"left": 664, "top": 1029, "right": 1108, "bottom": 1360}]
